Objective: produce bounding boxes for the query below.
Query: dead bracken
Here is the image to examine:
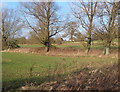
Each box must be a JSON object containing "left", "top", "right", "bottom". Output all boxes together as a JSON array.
[{"left": 20, "top": 63, "right": 119, "bottom": 91}]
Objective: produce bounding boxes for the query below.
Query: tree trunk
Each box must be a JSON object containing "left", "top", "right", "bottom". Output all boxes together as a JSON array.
[
  {"left": 44, "top": 39, "right": 50, "bottom": 52},
  {"left": 86, "top": 27, "right": 92, "bottom": 54},
  {"left": 103, "top": 47, "right": 110, "bottom": 55},
  {"left": 103, "top": 41, "right": 111, "bottom": 55},
  {"left": 86, "top": 38, "right": 92, "bottom": 54},
  {"left": 46, "top": 42, "right": 50, "bottom": 52},
  {"left": 45, "top": 46, "right": 50, "bottom": 52},
  {"left": 2, "top": 37, "right": 8, "bottom": 50}
]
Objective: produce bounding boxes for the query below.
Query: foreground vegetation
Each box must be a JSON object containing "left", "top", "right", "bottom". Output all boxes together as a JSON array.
[
  {"left": 36, "top": 63, "right": 119, "bottom": 90},
  {"left": 1, "top": 1, "right": 119, "bottom": 91},
  {"left": 2, "top": 52, "right": 117, "bottom": 90}
]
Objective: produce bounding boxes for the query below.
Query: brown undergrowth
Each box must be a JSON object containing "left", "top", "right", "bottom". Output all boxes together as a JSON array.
[
  {"left": 20, "top": 63, "right": 119, "bottom": 91},
  {"left": 3, "top": 47, "right": 118, "bottom": 58}
]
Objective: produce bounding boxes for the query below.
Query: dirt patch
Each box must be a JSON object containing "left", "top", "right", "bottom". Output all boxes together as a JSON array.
[
  {"left": 2, "top": 59, "right": 12, "bottom": 62},
  {"left": 20, "top": 63, "right": 119, "bottom": 90}
]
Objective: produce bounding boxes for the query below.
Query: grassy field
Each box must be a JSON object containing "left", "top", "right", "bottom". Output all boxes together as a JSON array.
[
  {"left": 2, "top": 52, "right": 117, "bottom": 90},
  {"left": 2, "top": 39, "right": 118, "bottom": 90},
  {"left": 19, "top": 42, "right": 118, "bottom": 50}
]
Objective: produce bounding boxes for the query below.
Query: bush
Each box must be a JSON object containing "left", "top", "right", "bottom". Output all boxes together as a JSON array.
[{"left": 2, "top": 39, "right": 20, "bottom": 50}]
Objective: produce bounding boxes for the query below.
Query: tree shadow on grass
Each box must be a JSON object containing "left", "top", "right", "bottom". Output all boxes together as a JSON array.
[{"left": 2, "top": 73, "right": 67, "bottom": 91}]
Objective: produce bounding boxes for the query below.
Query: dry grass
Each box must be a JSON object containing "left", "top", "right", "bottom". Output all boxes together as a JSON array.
[{"left": 4, "top": 47, "right": 118, "bottom": 58}]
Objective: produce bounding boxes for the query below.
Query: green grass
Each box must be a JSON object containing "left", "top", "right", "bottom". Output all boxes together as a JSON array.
[
  {"left": 3, "top": 52, "right": 71, "bottom": 81},
  {"left": 56, "top": 44, "right": 118, "bottom": 50},
  {"left": 2, "top": 52, "right": 117, "bottom": 90},
  {"left": 56, "top": 45, "right": 82, "bottom": 48},
  {"left": 113, "top": 38, "right": 118, "bottom": 42},
  {"left": 2, "top": 52, "right": 75, "bottom": 89},
  {"left": 19, "top": 40, "right": 118, "bottom": 50}
]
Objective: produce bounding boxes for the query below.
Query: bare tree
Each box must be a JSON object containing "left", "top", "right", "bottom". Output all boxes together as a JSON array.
[
  {"left": 95, "top": 2, "right": 119, "bottom": 55},
  {"left": 63, "top": 21, "right": 79, "bottom": 42},
  {"left": 2, "top": 8, "right": 24, "bottom": 50},
  {"left": 72, "top": 1, "right": 98, "bottom": 53},
  {"left": 27, "top": 31, "right": 42, "bottom": 44},
  {"left": 21, "top": 1, "right": 63, "bottom": 52}
]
